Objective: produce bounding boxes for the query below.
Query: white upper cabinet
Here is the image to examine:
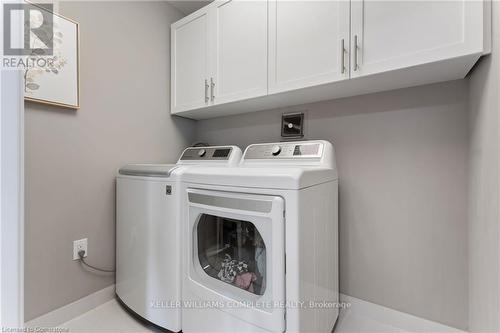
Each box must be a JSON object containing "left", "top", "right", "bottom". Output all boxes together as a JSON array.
[
  {"left": 171, "top": 0, "right": 268, "bottom": 114},
  {"left": 350, "top": 0, "right": 486, "bottom": 78},
  {"left": 268, "top": 0, "right": 350, "bottom": 94},
  {"left": 171, "top": 0, "right": 490, "bottom": 119},
  {"left": 171, "top": 9, "right": 210, "bottom": 113},
  {"left": 211, "top": 0, "right": 268, "bottom": 104}
]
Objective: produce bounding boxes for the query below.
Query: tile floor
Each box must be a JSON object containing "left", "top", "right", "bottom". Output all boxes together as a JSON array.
[{"left": 61, "top": 298, "right": 406, "bottom": 333}]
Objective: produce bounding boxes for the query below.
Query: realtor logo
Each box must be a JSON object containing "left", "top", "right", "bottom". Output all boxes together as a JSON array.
[{"left": 3, "top": 3, "right": 53, "bottom": 56}]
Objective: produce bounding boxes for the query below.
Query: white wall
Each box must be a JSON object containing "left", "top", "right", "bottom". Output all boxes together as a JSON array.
[
  {"left": 468, "top": 2, "right": 500, "bottom": 331},
  {"left": 24, "top": 1, "right": 195, "bottom": 321},
  {"left": 196, "top": 80, "right": 469, "bottom": 330},
  {"left": 1, "top": 0, "right": 24, "bottom": 325},
  {"left": 1, "top": 70, "right": 25, "bottom": 328}
]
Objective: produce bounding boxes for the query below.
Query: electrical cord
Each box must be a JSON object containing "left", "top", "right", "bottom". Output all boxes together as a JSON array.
[{"left": 78, "top": 250, "right": 115, "bottom": 273}]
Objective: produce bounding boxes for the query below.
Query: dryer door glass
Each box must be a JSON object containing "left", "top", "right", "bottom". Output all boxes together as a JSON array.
[{"left": 197, "top": 214, "right": 266, "bottom": 296}]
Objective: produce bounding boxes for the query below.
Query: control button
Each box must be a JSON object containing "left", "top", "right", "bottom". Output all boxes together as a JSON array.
[
  {"left": 198, "top": 149, "right": 207, "bottom": 157},
  {"left": 271, "top": 145, "right": 282, "bottom": 156}
]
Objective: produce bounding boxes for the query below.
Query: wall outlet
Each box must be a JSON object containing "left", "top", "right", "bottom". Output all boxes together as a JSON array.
[{"left": 73, "top": 238, "right": 88, "bottom": 260}]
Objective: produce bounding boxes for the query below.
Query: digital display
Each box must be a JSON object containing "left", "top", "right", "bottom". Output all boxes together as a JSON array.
[
  {"left": 293, "top": 144, "right": 320, "bottom": 156},
  {"left": 213, "top": 148, "right": 230, "bottom": 158},
  {"left": 293, "top": 145, "right": 302, "bottom": 156}
]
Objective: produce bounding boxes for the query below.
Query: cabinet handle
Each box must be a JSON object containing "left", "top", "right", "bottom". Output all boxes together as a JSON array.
[
  {"left": 354, "top": 35, "right": 359, "bottom": 71},
  {"left": 205, "top": 79, "right": 209, "bottom": 103},
  {"left": 341, "top": 38, "right": 346, "bottom": 74},
  {"left": 210, "top": 77, "right": 215, "bottom": 102}
]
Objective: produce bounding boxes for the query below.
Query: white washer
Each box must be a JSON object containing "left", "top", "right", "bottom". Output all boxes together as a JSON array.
[
  {"left": 116, "top": 146, "right": 242, "bottom": 332},
  {"left": 181, "top": 140, "right": 339, "bottom": 333}
]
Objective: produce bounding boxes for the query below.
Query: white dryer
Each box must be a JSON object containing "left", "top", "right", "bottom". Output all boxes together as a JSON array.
[
  {"left": 181, "top": 140, "right": 339, "bottom": 333},
  {"left": 115, "top": 146, "right": 242, "bottom": 332}
]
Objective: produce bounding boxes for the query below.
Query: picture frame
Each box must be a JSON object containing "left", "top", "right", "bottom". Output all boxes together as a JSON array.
[{"left": 24, "top": 2, "right": 80, "bottom": 109}]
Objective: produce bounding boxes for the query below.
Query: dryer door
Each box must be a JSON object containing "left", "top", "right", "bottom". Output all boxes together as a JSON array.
[{"left": 186, "top": 188, "right": 285, "bottom": 333}]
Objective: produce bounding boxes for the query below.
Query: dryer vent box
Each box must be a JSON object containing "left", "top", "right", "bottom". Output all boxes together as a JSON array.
[{"left": 282, "top": 112, "right": 304, "bottom": 138}]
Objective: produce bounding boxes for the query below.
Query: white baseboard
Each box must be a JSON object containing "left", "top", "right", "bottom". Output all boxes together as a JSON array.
[
  {"left": 340, "top": 294, "right": 466, "bottom": 333},
  {"left": 25, "top": 284, "right": 116, "bottom": 328}
]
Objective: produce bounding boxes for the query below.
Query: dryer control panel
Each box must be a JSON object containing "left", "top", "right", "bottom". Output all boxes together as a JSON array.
[
  {"left": 178, "top": 145, "right": 242, "bottom": 166},
  {"left": 180, "top": 147, "right": 233, "bottom": 160},
  {"left": 244, "top": 142, "right": 324, "bottom": 159}
]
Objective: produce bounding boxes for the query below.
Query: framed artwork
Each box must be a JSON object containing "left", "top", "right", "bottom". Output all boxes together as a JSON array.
[{"left": 24, "top": 3, "right": 80, "bottom": 109}]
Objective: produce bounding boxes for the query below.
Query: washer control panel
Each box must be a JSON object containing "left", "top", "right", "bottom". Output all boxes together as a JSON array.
[
  {"left": 180, "top": 147, "right": 233, "bottom": 160},
  {"left": 244, "top": 142, "right": 323, "bottom": 159}
]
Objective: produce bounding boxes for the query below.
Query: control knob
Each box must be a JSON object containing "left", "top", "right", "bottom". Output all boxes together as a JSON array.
[
  {"left": 271, "top": 145, "right": 282, "bottom": 156},
  {"left": 198, "top": 149, "right": 207, "bottom": 157}
]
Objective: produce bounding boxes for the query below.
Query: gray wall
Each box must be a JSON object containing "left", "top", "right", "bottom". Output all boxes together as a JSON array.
[
  {"left": 196, "top": 80, "right": 469, "bottom": 330},
  {"left": 468, "top": 2, "right": 500, "bottom": 332},
  {"left": 24, "top": 1, "right": 195, "bottom": 321}
]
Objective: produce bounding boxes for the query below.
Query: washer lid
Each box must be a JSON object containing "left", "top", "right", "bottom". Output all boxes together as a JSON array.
[{"left": 118, "top": 164, "right": 178, "bottom": 178}]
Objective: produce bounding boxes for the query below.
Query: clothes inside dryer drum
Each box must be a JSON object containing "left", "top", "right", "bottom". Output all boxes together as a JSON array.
[
  {"left": 197, "top": 214, "right": 267, "bottom": 295},
  {"left": 218, "top": 254, "right": 248, "bottom": 283}
]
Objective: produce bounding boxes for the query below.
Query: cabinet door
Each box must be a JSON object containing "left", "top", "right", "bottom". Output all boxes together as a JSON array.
[
  {"left": 268, "top": 0, "right": 350, "bottom": 94},
  {"left": 211, "top": 0, "right": 268, "bottom": 105},
  {"left": 171, "top": 10, "right": 210, "bottom": 113},
  {"left": 350, "top": 0, "right": 484, "bottom": 78}
]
